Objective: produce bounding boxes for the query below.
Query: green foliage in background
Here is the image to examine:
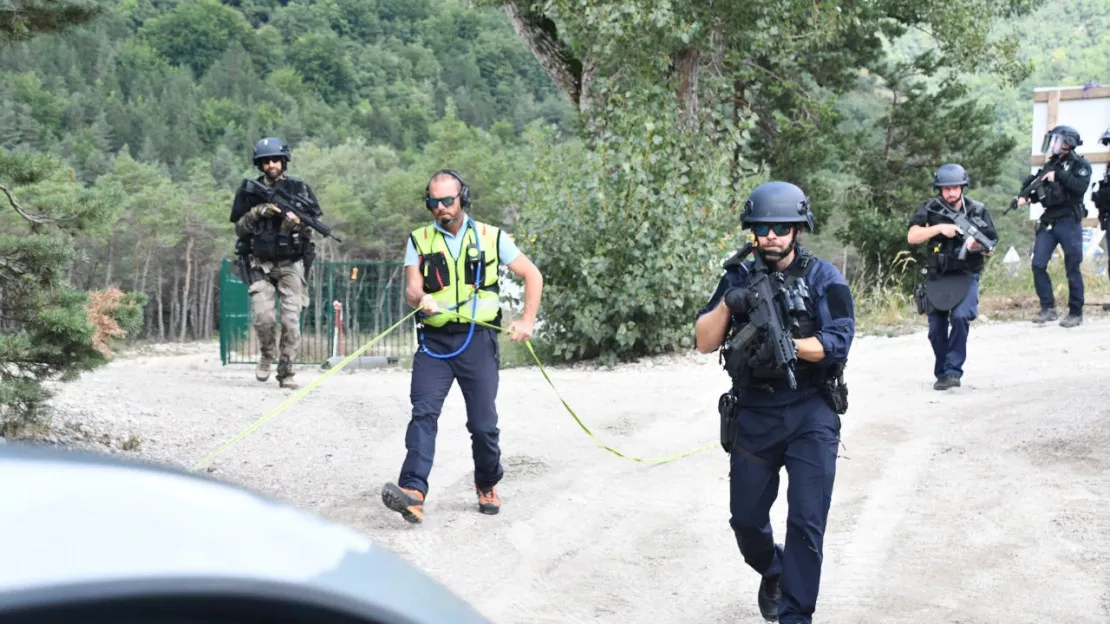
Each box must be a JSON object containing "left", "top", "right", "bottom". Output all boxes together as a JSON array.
[{"left": 511, "top": 97, "right": 751, "bottom": 364}]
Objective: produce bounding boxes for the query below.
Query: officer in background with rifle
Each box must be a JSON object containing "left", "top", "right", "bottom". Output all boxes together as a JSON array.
[
  {"left": 1092, "top": 128, "right": 1110, "bottom": 276},
  {"left": 694, "top": 181, "right": 854, "bottom": 624},
  {"left": 1013, "top": 125, "right": 1092, "bottom": 328},
  {"left": 907, "top": 164, "right": 998, "bottom": 391},
  {"left": 229, "top": 137, "right": 331, "bottom": 390}
]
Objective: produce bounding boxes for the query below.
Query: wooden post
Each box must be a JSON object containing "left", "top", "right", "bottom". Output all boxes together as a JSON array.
[{"left": 1046, "top": 88, "right": 1060, "bottom": 131}]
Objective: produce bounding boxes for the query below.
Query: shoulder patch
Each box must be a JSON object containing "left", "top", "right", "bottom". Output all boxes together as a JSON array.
[{"left": 826, "top": 283, "right": 854, "bottom": 321}]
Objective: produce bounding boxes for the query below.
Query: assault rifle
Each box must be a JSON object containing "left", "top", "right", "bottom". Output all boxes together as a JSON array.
[
  {"left": 720, "top": 242, "right": 798, "bottom": 390},
  {"left": 927, "top": 199, "right": 997, "bottom": 261},
  {"left": 1004, "top": 173, "right": 1050, "bottom": 215},
  {"left": 243, "top": 178, "right": 341, "bottom": 243}
]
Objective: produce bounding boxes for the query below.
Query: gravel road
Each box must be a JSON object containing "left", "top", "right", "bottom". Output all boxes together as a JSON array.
[{"left": 42, "top": 318, "right": 1110, "bottom": 623}]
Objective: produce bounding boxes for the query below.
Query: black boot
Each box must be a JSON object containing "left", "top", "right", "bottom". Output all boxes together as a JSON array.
[
  {"left": 758, "top": 573, "right": 782, "bottom": 621},
  {"left": 933, "top": 375, "right": 961, "bottom": 391}
]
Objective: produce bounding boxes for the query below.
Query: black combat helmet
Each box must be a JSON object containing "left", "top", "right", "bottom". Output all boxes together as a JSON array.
[
  {"left": 1041, "top": 125, "right": 1083, "bottom": 154},
  {"left": 932, "top": 163, "right": 970, "bottom": 188},
  {"left": 253, "top": 137, "right": 291, "bottom": 166},
  {"left": 741, "top": 181, "right": 815, "bottom": 232}
]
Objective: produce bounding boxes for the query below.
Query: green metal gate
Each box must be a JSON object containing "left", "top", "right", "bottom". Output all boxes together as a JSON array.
[{"left": 219, "top": 258, "right": 413, "bottom": 365}]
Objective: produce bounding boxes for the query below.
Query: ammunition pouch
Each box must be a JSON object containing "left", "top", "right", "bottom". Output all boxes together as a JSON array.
[
  {"left": 718, "top": 392, "right": 740, "bottom": 454},
  {"left": 1043, "top": 181, "right": 1067, "bottom": 208},
  {"left": 720, "top": 329, "right": 751, "bottom": 387},
  {"left": 250, "top": 219, "right": 307, "bottom": 264}
]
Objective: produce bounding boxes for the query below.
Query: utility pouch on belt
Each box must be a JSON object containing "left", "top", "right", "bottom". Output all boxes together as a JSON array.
[
  {"left": 718, "top": 392, "right": 740, "bottom": 454},
  {"left": 913, "top": 283, "right": 928, "bottom": 315},
  {"left": 421, "top": 252, "right": 451, "bottom": 292},
  {"left": 819, "top": 369, "right": 849, "bottom": 415}
]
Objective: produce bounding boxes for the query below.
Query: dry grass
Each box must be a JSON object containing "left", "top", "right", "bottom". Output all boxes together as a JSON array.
[{"left": 849, "top": 250, "right": 925, "bottom": 336}]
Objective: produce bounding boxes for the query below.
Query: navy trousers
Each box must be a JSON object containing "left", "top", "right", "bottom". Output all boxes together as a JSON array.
[
  {"left": 398, "top": 326, "right": 504, "bottom": 497},
  {"left": 1032, "top": 215, "right": 1084, "bottom": 315},
  {"left": 927, "top": 272, "right": 979, "bottom": 380},
  {"left": 729, "top": 393, "right": 840, "bottom": 624}
]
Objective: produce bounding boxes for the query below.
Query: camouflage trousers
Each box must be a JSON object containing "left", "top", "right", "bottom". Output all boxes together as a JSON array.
[{"left": 248, "top": 259, "right": 307, "bottom": 380}]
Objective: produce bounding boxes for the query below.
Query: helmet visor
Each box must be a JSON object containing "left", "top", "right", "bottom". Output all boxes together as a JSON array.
[{"left": 1042, "top": 133, "right": 1067, "bottom": 155}]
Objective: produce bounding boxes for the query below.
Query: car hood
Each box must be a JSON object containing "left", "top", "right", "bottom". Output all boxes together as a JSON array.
[{"left": 0, "top": 444, "right": 490, "bottom": 623}]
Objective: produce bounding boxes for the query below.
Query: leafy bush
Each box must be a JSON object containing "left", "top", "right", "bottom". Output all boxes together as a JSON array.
[{"left": 511, "top": 101, "right": 756, "bottom": 364}]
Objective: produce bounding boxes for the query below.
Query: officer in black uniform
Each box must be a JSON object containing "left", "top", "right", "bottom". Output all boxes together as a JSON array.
[
  {"left": 695, "top": 181, "right": 854, "bottom": 624},
  {"left": 1016, "top": 125, "right": 1092, "bottom": 327},
  {"left": 1092, "top": 128, "right": 1110, "bottom": 275},
  {"left": 907, "top": 164, "right": 998, "bottom": 391},
  {"left": 229, "top": 137, "right": 322, "bottom": 389}
]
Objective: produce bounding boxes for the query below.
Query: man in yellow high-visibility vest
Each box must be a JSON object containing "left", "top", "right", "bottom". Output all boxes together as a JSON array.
[{"left": 381, "top": 169, "right": 544, "bottom": 524}]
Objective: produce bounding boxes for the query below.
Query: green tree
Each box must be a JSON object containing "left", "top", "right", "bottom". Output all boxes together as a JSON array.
[
  {"left": 0, "top": 149, "right": 145, "bottom": 435},
  {"left": 478, "top": 0, "right": 1044, "bottom": 361},
  {"left": 510, "top": 103, "right": 749, "bottom": 364},
  {"left": 137, "top": 0, "right": 258, "bottom": 77},
  {"left": 0, "top": 0, "right": 102, "bottom": 43},
  {"left": 835, "top": 56, "right": 1017, "bottom": 285},
  {"left": 0, "top": 1, "right": 145, "bottom": 435}
]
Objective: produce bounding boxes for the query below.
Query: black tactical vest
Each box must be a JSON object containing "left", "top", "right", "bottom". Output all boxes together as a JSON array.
[
  {"left": 924, "top": 198, "right": 990, "bottom": 275},
  {"left": 236, "top": 177, "right": 318, "bottom": 264},
  {"left": 723, "top": 248, "right": 821, "bottom": 392}
]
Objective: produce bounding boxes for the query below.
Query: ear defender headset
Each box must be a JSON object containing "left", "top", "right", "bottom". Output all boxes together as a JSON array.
[{"left": 424, "top": 169, "right": 471, "bottom": 210}]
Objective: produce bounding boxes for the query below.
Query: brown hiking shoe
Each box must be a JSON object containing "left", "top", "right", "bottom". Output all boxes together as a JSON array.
[
  {"left": 381, "top": 483, "right": 425, "bottom": 524},
  {"left": 476, "top": 486, "right": 500, "bottom": 515},
  {"left": 255, "top": 359, "right": 271, "bottom": 382},
  {"left": 278, "top": 376, "right": 299, "bottom": 390}
]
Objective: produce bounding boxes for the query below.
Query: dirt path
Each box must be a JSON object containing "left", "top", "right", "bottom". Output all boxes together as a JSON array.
[{"left": 45, "top": 319, "right": 1110, "bottom": 623}]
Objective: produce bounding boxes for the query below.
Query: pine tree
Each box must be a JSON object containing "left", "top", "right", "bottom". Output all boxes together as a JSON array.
[{"left": 0, "top": 0, "right": 145, "bottom": 436}]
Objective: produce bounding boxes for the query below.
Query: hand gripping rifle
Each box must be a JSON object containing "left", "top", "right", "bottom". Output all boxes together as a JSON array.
[
  {"left": 720, "top": 242, "right": 799, "bottom": 390},
  {"left": 1003, "top": 173, "right": 1050, "bottom": 216},
  {"left": 927, "top": 200, "right": 996, "bottom": 261},
  {"left": 243, "top": 178, "right": 341, "bottom": 243}
]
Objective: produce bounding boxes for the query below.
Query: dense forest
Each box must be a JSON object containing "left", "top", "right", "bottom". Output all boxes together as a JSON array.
[
  {"left": 0, "top": 0, "right": 573, "bottom": 344},
  {"left": 0, "top": 0, "right": 1106, "bottom": 350}
]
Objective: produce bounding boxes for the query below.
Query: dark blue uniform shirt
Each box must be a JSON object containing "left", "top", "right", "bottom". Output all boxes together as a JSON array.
[{"left": 696, "top": 252, "right": 856, "bottom": 406}]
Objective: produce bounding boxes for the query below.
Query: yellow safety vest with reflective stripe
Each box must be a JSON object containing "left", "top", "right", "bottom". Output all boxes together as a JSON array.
[{"left": 410, "top": 220, "right": 502, "bottom": 327}]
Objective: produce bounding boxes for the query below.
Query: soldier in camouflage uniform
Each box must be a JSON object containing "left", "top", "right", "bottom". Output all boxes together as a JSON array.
[{"left": 230, "top": 137, "right": 320, "bottom": 390}]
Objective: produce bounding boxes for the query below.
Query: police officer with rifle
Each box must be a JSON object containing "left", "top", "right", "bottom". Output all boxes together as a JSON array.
[
  {"left": 695, "top": 181, "right": 854, "bottom": 624},
  {"left": 1013, "top": 125, "right": 1092, "bottom": 328},
  {"left": 229, "top": 137, "right": 332, "bottom": 390},
  {"left": 1092, "top": 128, "right": 1110, "bottom": 276},
  {"left": 907, "top": 164, "right": 998, "bottom": 391}
]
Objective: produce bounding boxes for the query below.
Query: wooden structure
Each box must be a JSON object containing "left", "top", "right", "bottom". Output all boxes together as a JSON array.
[{"left": 1028, "top": 85, "right": 1110, "bottom": 228}]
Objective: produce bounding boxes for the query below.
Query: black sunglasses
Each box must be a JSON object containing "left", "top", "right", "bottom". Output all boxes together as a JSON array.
[
  {"left": 752, "top": 223, "right": 794, "bottom": 237},
  {"left": 258, "top": 156, "right": 284, "bottom": 165},
  {"left": 425, "top": 195, "right": 457, "bottom": 210}
]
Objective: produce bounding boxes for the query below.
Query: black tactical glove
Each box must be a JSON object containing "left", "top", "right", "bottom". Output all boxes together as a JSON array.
[
  {"left": 724, "top": 287, "right": 751, "bottom": 315},
  {"left": 746, "top": 340, "right": 775, "bottom": 370}
]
